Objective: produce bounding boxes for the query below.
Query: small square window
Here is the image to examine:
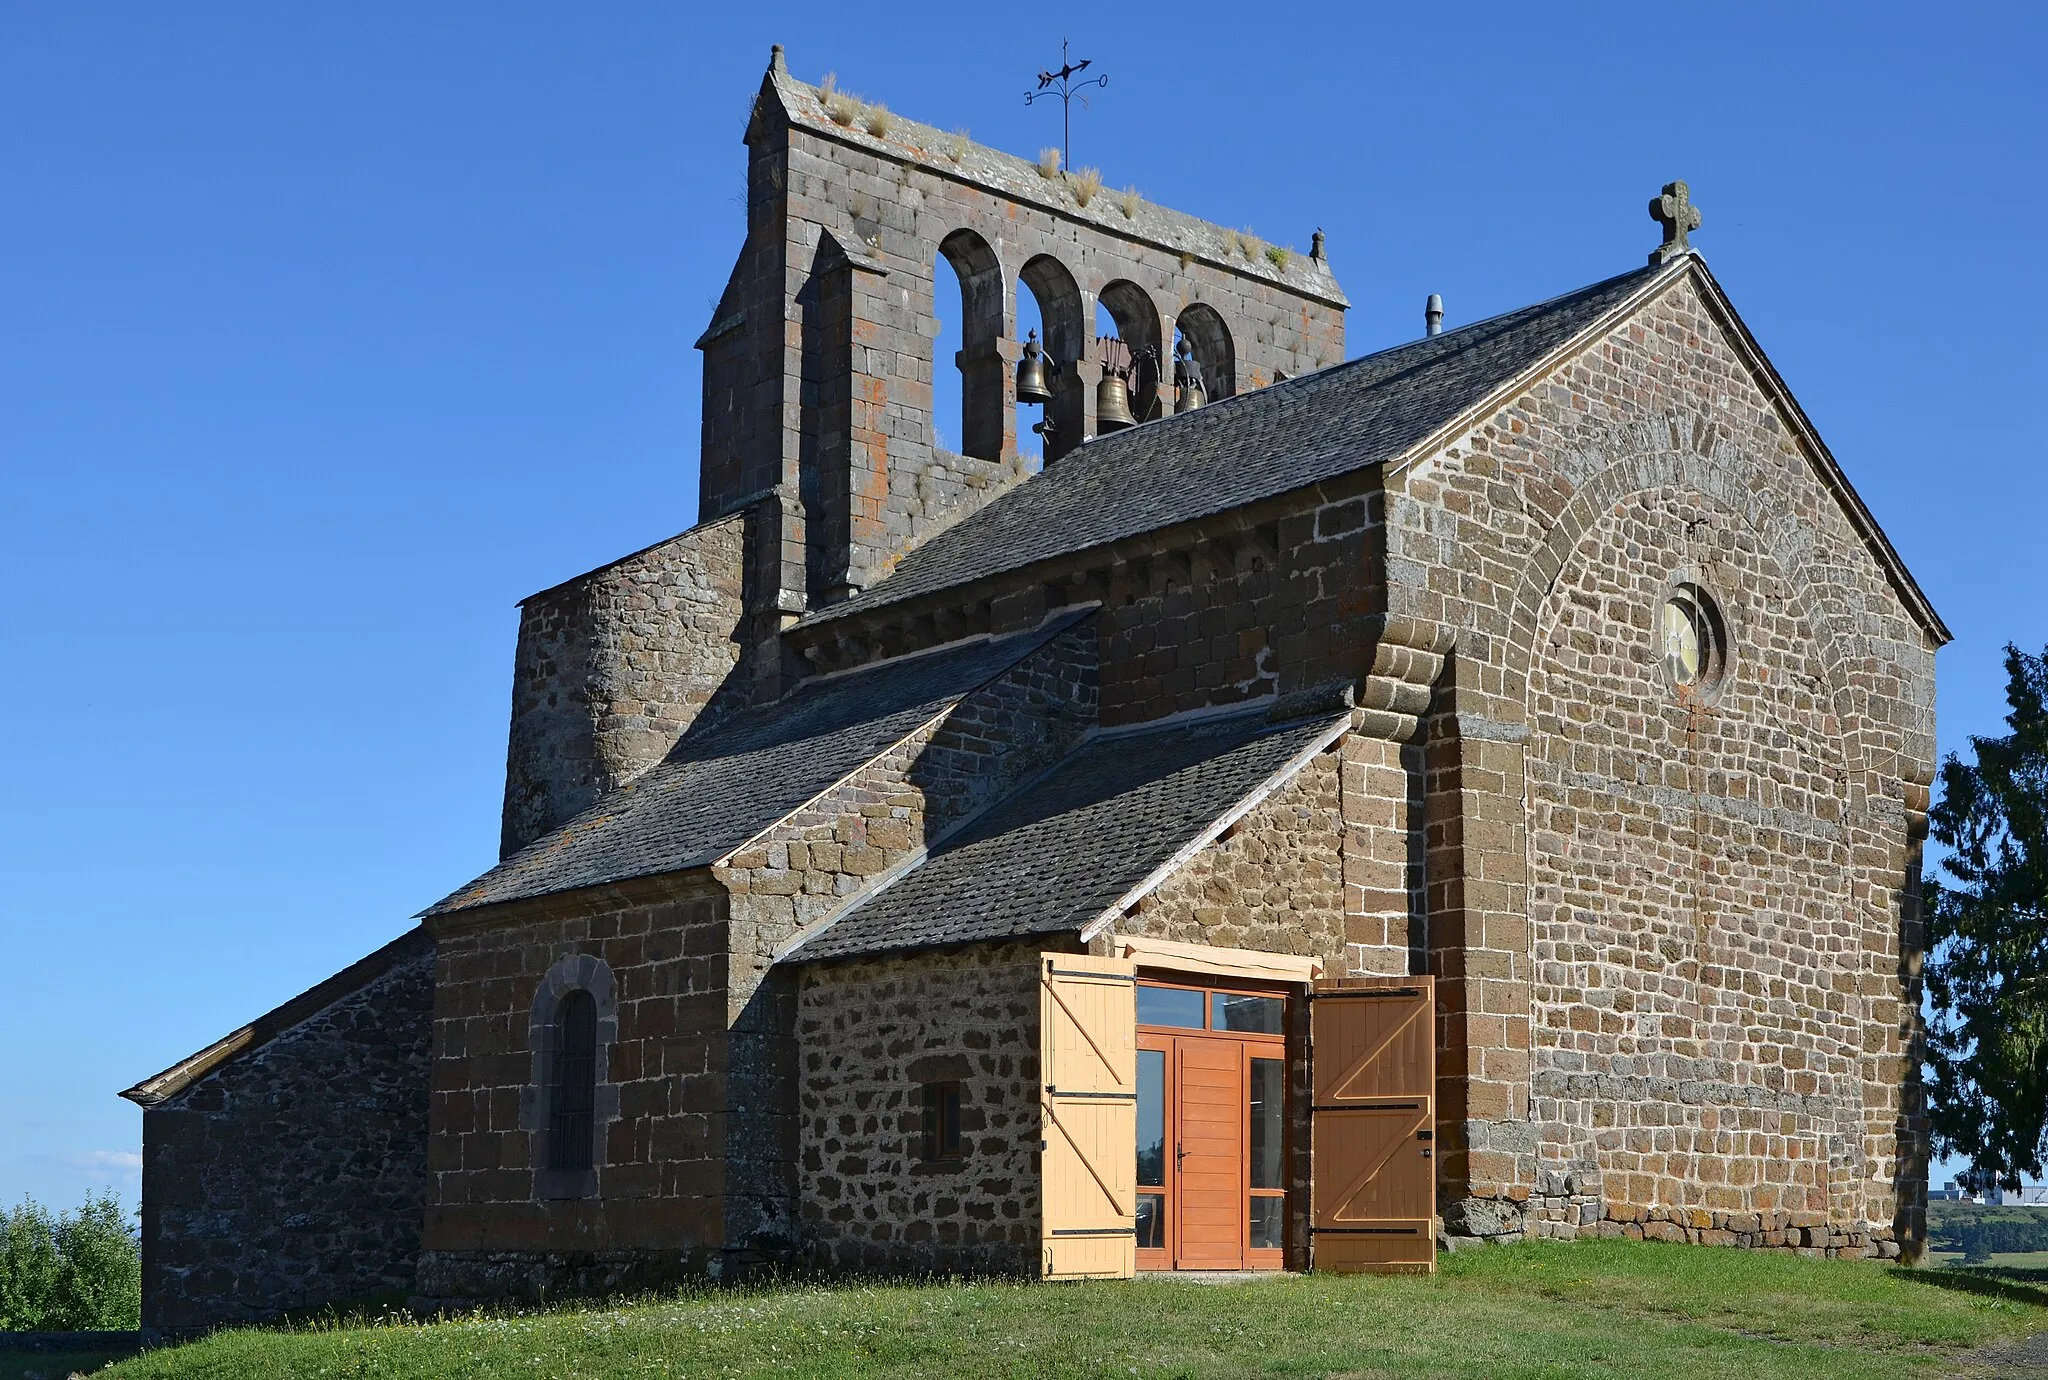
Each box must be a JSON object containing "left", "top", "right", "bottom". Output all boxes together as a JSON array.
[{"left": 920, "top": 1080, "right": 963, "bottom": 1162}]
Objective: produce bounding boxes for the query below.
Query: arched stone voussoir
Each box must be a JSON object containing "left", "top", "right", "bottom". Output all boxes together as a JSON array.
[{"left": 1500, "top": 418, "right": 1875, "bottom": 780}]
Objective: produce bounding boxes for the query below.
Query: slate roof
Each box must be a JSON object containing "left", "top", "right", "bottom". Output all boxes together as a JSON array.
[
  {"left": 786, "top": 708, "right": 1345, "bottom": 963},
  {"left": 123, "top": 927, "right": 433, "bottom": 1107},
  {"left": 800, "top": 263, "right": 1668, "bottom": 629},
  {"left": 424, "top": 611, "right": 1094, "bottom": 917}
]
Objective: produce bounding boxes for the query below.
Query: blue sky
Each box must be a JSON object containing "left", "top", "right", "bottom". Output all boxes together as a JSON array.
[{"left": 2, "top": 3, "right": 2042, "bottom": 1211}]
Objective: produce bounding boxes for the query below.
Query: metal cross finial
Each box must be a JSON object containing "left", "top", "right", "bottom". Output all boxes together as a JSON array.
[
  {"left": 1024, "top": 39, "right": 1107, "bottom": 173},
  {"left": 1649, "top": 180, "right": 1703, "bottom": 265}
]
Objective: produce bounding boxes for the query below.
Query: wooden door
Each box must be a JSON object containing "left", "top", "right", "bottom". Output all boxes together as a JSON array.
[
  {"left": 1174, "top": 1037, "right": 1243, "bottom": 1268},
  {"left": 1039, "top": 953, "right": 1138, "bottom": 1279},
  {"left": 1309, "top": 976, "right": 1436, "bottom": 1274}
]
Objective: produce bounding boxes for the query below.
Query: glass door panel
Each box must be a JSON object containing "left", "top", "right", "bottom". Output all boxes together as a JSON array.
[
  {"left": 1135, "top": 1047, "right": 1168, "bottom": 1261},
  {"left": 1248, "top": 1055, "right": 1286, "bottom": 1257}
]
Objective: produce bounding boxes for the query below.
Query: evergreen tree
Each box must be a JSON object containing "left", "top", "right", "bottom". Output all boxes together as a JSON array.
[{"left": 1926, "top": 644, "right": 2048, "bottom": 1189}]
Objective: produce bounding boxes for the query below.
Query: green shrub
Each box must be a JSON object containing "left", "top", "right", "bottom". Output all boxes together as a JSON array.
[{"left": 0, "top": 1191, "right": 141, "bottom": 1330}]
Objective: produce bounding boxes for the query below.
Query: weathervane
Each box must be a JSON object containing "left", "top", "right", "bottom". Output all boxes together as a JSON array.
[{"left": 1024, "top": 39, "right": 1107, "bottom": 173}]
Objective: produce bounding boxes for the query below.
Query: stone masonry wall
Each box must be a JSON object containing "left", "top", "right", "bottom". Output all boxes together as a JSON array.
[
  {"left": 794, "top": 942, "right": 1047, "bottom": 1275},
  {"left": 417, "top": 878, "right": 733, "bottom": 1300},
  {"left": 892, "top": 447, "right": 1032, "bottom": 565},
  {"left": 500, "top": 512, "right": 748, "bottom": 857},
  {"left": 1089, "top": 486, "right": 1382, "bottom": 727},
  {"left": 1384, "top": 267, "right": 1938, "bottom": 1255},
  {"left": 1523, "top": 488, "right": 1863, "bottom": 1234},
  {"left": 140, "top": 933, "right": 434, "bottom": 1330},
  {"left": 1105, "top": 748, "right": 1347, "bottom": 965},
  {"left": 714, "top": 618, "right": 1097, "bottom": 1259}
]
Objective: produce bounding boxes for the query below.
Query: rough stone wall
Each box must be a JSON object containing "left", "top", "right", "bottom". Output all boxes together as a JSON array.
[
  {"left": 893, "top": 447, "right": 1031, "bottom": 562},
  {"left": 140, "top": 935, "right": 434, "bottom": 1329},
  {"left": 794, "top": 942, "right": 1046, "bottom": 1274},
  {"left": 1382, "top": 267, "right": 1938, "bottom": 1253},
  {"left": 987, "top": 479, "right": 1377, "bottom": 728},
  {"left": 721, "top": 618, "right": 1099, "bottom": 988},
  {"left": 417, "top": 878, "right": 733, "bottom": 1299},
  {"left": 501, "top": 513, "right": 748, "bottom": 856},
  {"left": 1108, "top": 748, "right": 1347, "bottom": 965},
  {"left": 714, "top": 618, "right": 1097, "bottom": 1259}
]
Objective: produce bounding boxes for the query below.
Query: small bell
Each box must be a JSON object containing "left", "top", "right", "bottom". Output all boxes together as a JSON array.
[
  {"left": 1174, "top": 337, "right": 1208, "bottom": 412},
  {"left": 1095, "top": 368, "right": 1136, "bottom": 432},
  {"left": 1015, "top": 329, "right": 1054, "bottom": 405}
]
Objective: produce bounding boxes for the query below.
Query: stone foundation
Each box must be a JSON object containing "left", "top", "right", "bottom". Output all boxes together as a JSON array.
[
  {"left": 413, "top": 1247, "right": 715, "bottom": 1308},
  {"left": 1443, "top": 1180, "right": 1901, "bottom": 1261}
]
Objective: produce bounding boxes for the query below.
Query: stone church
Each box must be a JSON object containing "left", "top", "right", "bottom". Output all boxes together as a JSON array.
[{"left": 121, "top": 48, "right": 1946, "bottom": 1328}]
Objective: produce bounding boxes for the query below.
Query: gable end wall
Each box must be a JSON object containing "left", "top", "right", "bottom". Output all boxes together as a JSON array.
[
  {"left": 139, "top": 939, "right": 434, "bottom": 1330},
  {"left": 1389, "top": 269, "right": 1936, "bottom": 1257}
]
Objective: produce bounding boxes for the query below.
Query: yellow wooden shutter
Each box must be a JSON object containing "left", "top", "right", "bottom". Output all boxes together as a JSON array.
[
  {"left": 1310, "top": 976, "right": 1437, "bottom": 1274},
  {"left": 1039, "top": 952, "right": 1137, "bottom": 1279}
]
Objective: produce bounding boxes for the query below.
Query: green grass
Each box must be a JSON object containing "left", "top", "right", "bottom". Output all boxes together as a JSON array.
[
  {"left": 1932, "top": 1249, "right": 2048, "bottom": 1269},
  {"left": 81, "top": 1239, "right": 2048, "bottom": 1379}
]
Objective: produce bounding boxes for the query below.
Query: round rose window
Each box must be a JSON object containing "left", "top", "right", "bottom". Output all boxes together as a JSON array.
[{"left": 1659, "top": 586, "right": 1724, "bottom": 693}]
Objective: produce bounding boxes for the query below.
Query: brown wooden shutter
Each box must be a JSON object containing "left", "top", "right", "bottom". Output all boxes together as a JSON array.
[
  {"left": 1309, "top": 975, "right": 1436, "bottom": 1274},
  {"left": 1039, "top": 952, "right": 1137, "bottom": 1279}
]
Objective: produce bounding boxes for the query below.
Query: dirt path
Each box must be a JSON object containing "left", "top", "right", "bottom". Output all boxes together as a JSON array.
[{"left": 1952, "top": 1331, "right": 2048, "bottom": 1376}]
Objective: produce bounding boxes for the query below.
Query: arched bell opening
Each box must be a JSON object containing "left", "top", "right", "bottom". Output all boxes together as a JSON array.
[
  {"left": 1174, "top": 303, "right": 1236, "bottom": 411},
  {"left": 1096, "top": 280, "right": 1164, "bottom": 430},
  {"left": 1018, "top": 254, "right": 1085, "bottom": 464},
  {"left": 936, "top": 228, "right": 1006, "bottom": 462}
]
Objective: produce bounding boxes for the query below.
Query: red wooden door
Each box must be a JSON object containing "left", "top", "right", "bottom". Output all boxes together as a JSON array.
[{"left": 1174, "top": 1037, "right": 1243, "bottom": 1269}]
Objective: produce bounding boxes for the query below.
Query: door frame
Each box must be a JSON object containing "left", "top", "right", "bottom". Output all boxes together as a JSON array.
[{"left": 1133, "top": 972, "right": 1295, "bottom": 1271}]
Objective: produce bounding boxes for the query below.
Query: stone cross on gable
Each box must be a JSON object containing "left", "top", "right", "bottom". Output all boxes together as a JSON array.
[{"left": 1649, "top": 180, "right": 1702, "bottom": 265}]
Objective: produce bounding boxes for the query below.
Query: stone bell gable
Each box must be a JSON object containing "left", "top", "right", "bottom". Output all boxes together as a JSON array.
[{"left": 704, "top": 50, "right": 1346, "bottom": 602}]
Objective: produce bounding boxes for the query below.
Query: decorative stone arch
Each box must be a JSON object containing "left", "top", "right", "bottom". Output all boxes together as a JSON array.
[
  {"left": 1096, "top": 279, "right": 1164, "bottom": 421},
  {"left": 937, "top": 228, "right": 1009, "bottom": 461},
  {"left": 519, "top": 952, "right": 621, "bottom": 1200},
  {"left": 1019, "top": 254, "right": 1086, "bottom": 461},
  {"left": 1175, "top": 303, "right": 1236, "bottom": 403},
  {"left": 1496, "top": 417, "right": 1875, "bottom": 788}
]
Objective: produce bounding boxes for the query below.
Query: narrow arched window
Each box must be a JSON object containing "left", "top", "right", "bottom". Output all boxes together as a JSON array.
[{"left": 549, "top": 989, "right": 598, "bottom": 1172}]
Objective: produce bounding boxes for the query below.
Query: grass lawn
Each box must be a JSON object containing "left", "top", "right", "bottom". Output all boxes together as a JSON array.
[
  {"left": 1931, "top": 1249, "right": 2048, "bottom": 1269},
  {"left": 79, "top": 1238, "right": 2048, "bottom": 1379}
]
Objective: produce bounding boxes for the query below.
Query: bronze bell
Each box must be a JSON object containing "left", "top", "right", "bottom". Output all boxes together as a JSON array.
[
  {"left": 1174, "top": 338, "right": 1207, "bottom": 412},
  {"left": 1095, "top": 369, "right": 1136, "bottom": 432},
  {"left": 1015, "top": 329, "right": 1054, "bottom": 405}
]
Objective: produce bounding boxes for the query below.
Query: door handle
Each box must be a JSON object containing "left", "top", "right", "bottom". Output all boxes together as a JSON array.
[{"left": 1176, "top": 1141, "right": 1186, "bottom": 1171}]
